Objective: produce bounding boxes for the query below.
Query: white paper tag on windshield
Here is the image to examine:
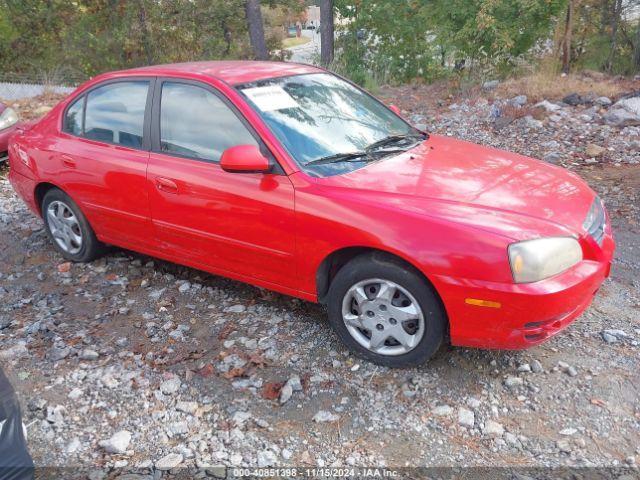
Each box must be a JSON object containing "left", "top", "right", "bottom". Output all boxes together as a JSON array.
[{"left": 242, "top": 85, "right": 299, "bottom": 111}]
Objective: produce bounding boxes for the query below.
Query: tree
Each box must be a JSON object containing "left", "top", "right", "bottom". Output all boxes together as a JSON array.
[
  {"left": 634, "top": 19, "right": 640, "bottom": 72},
  {"left": 560, "top": 0, "right": 577, "bottom": 74},
  {"left": 245, "top": 0, "right": 268, "bottom": 60},
  {"left": 604, "top": 0, "right": 623, "bottom": 72},
  {"left": 319, "top": 0, "right": 334, "bottom": 65}
]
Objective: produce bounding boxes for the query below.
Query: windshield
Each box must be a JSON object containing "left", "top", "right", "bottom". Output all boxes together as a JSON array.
[{"left": 236, "top": 73, "right": 424, "bottom": 176}]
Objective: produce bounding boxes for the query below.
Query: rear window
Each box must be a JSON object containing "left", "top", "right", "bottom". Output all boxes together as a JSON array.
[{"left": 84, "top": 81, "right": 149, "bottom": 148}]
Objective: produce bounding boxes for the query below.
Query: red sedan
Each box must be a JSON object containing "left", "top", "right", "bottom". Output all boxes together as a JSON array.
[
  {"left": 8, "top": 61, "right": 614, "bottom": 367},
  {"left": 0, "top": 102, "right": 20, "bottom": 163}
]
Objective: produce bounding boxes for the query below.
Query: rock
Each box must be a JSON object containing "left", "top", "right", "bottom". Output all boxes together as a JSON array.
[
  {"left": 483, "top": 420, "right": 504, "bottom": 437},
  {"left": 232, "top": 411, "right": 252, "bottom": 425},
  {"left": 257, "top": 449, "right": 278, "bottom": 467},
  {"left": 585, "top": 144, "right": 606, "bottom": 157},
  {"left": 535, "top": 100, "right": 561, "bottom": 112},
  {"left": 99, "top": 430, "right": 132, "bottom": 454},
  {"left": 155, "top": 452, "right": 184, "bottom": 470},
  {"left": 595, "top": 96, "right": 612, "bottom": 106},
  {"left": 0, "top": 341, "right": 28, "bottom": 360},
  {"left": 602, "top": 329, "right": 628, "bottom": 339},
  {"left": 68, "top": 388, "right": 83, "bottom": 400},
  {"left": 601, "top": 332, "right": 618, "bottom": 343},
  {"left": 176, "top": 401, "right": 198, "bottom": 415},
  {"left": 559, "top": 427, "right": 577, "bottom": 436},
  {"left": 206, "top": 466, "right": 227, "bottom": 479},
  {"left": 531, "top": 359, "right": 544, "bottom": 373},
  {"left": 562, "top": 93, "right": 590, "bottom": 106},
  {"left": 458, "top": 408, "right": 475, "bottom": 428},
  {"left": 178, "top": 282, "right": 191, "bottom": 293},
  {"left": 504, "top": 376, "right": 524, "bottom": 388},
  {"left": 282, "top": 448, "right": 293, "bottom": 460},
  {"left": 285, "top": 375, "right": 303, "bottom": 392},
  {"left": 224, "top": 304, "right": 246, "bottom": 313},
  {"left": 66, "top": 437, "right": 81, "bottom": 453},
  {"left": 482, "top": 80, "right": 499, "bottom": 90},
  {"left": 556, "top": 361, "right": 578, "bottom": 377},
  {"left": 49, "top": 345, "right": 71, "bottom": 361},
  {"left": 46, "top": 405, "right": 66, "bottom": 426},
  {"left": 28, "top": 398, "right": 47, "bottom": 411},
  {"left": 488, "top": 104, "right": 501, "bottom": 121},
  {"left": 543, "top": 152, "right": 562, "bottom": 164},
  {"left": 432, "top": 405, "right": 453, "bottom": 416},
  {"left": 313, "top": 410, "right": 340, "bottom": 423},
  {"left": 279, "top": 383, "right": 293, "bottom": 404},
  {"left": 604, "top": 108, "right": 640, "bottom": 127},
  {"left": 466, "top": 397, "right": 481, "bottom": 409},
  {"left": 557, "top": 439, "right": 572, "bottom": 453},
  {"left": 80, "top": 349, "right": 99, "bottom": 360},
  {"left": 519, "top": 115, "right": 543, "bottom": 130},
  {"left": 517, "top": 363, "right": 531, "bottom": 373},
  {"left": 614, "top": 96, "right": 640, "bottom": 116},
  {"left": 160, "top": 378, "right": 181, "bottom": 395},
  {"left": 509, "top": 95, "right": 528, "bottom": 107},
  {"left": 167, "top": 421, "right": 189, "bottom": 435},
  {"left": 411, "top": 114, "right": 427, "bottom": 130}
]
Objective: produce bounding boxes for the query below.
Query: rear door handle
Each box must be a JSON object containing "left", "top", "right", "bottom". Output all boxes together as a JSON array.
[
  {"left": 156, "top": 177, "right": 178, "bottom": 194},
  {"left": 61, "top": 155, "right": 76, "bottom": 168}
]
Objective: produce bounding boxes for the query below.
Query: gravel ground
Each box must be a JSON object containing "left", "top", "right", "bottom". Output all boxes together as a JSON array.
[{"left": 0, "top": 85, "right": 639, "bottom": 477}]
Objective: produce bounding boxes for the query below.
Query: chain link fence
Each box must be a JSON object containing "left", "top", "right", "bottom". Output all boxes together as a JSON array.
[{"left": 0, "top": 72, "right": 86, "bottom": 101}]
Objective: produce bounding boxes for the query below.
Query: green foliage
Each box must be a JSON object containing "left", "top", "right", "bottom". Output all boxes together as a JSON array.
[
  {"left": 0, "top": 0, "right": 301, "bottom": 77},
  {"left": 333, "top": 0, "right": 565, "bottom": 84}
]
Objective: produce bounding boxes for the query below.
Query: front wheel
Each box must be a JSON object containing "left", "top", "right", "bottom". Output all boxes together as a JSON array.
[{"left": 326, "top": 253, "right": 446, "bottom": 368}]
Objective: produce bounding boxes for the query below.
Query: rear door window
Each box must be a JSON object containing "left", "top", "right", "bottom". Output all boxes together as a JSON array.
[{"left": 84, "top": 81, "right": 149, "bottom": 148}]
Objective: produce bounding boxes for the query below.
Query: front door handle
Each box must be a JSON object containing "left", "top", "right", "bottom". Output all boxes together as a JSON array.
[
  {"left": 61, "top": 155, "right": 76, "bottom": 168},
  {"left": 156, "top": 177, "right": 178, "bottom": 194}
]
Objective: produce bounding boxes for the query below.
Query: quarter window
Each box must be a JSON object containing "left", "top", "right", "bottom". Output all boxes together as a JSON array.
[
  {"left": 84, "top": 81, "right": 149, "bottom": 148},
  {"left": 159, "top": 82, "right": 258, "bottom": 162},
  {"left": 63, "top": 96, "right": 84, "bottom": 136}
]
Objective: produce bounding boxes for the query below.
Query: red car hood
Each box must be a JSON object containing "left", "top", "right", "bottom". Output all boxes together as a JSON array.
[{"left": 317, "top": 134, "right": 595, "bottom": 241}]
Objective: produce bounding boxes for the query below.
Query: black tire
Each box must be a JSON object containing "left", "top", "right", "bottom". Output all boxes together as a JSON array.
[
  {"left": 326, "top": 252, "right": 446, "bottom": 368},
  {"left": 41, "top": 188, "right": 103, "bottom": 262}
]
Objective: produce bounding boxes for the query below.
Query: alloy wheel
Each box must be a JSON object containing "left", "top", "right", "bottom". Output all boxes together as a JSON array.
[{"left": 46, "top": 200, "right": 83, "bottom": 255}]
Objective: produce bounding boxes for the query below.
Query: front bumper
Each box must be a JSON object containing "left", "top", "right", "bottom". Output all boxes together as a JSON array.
[{"left": 432, "top": 230, "right": 615, "bottom": 350}]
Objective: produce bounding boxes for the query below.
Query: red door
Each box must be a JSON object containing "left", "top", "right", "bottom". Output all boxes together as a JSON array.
[
  {"left": 53, "top": 80, "right": 153, "bottom": 248},
  {"left": 146, "top": 79, "right": 296, "bottom": 289}
]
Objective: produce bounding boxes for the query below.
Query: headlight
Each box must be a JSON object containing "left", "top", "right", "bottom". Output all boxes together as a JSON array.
[
  {"left": 583, "top": 197, "right": 605, "bottom": 245},
  {"left": 508, "top": 237, "right": 582, "bottom": 283},
  {"left": 0, "top": 107, "right": 19, "bottom": 130}
]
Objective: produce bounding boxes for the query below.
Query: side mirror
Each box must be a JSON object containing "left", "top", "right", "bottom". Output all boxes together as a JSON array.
[
  {"left": 220, "top": 144, "right": 271, "bottom": 173},
  {"left": 389, "top": 104, "right": 401, "bottom": 115}
]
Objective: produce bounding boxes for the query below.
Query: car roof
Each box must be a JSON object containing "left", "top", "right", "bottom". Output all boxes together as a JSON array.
[{"left": 119, "top": 61, "right": 324, "bottom": 85}]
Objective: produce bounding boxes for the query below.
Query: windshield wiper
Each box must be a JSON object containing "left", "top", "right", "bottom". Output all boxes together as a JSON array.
[
  {"left": 305, "top": 151, "right": 370, "bottom": 166},
  {"left": 305, "top": 147, "right": 410, "bottom": 167},
  {"left": 365, "top": 132, "right": 425, "bottom": 153}
]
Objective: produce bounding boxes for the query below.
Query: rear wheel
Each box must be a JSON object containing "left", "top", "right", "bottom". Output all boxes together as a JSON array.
[
  {"left": 326, "top": 253, "right": 446, "bottom": 367},
  {"left": 42, "top": 189, "right": 102, "bottom": 262}
]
